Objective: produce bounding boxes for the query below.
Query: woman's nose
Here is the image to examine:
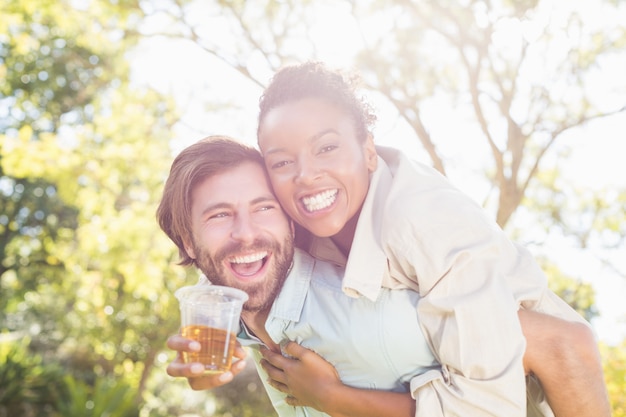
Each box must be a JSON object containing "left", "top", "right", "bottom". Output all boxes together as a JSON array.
[{"left": 295, "top": 158, "right": 321, "bottom": 185}]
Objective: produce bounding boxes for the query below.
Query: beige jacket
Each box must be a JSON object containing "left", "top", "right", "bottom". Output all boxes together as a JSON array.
[{"left": 305, "top": 146, "right": 588, "bottom": 417}]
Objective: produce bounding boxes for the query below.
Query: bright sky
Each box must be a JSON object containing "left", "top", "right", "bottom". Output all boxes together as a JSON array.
[{"left": 130, "top": 1, "right": 626, "bottom": 345}]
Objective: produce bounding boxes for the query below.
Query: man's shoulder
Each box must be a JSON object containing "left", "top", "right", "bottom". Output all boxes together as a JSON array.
[{"left": 293, "top": 247, "right": 344, "bottom": 278}]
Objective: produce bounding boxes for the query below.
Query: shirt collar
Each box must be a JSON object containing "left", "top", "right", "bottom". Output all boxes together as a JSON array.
[
  {"left": 342, "top": 154, "right": 393, "bottom": 301},
  {"left": 267, "top": 248, "right": 314, "bottom": 322},
  {"left": 238, "top": 248, "right": 315, "bottom": 347}
]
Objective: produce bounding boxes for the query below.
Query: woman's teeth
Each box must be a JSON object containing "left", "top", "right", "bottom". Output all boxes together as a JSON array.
[{"left": 302, "top": 189, "right": 337, "bottom": 212}]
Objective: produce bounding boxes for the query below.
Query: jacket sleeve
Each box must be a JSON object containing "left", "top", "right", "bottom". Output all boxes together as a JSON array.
[{"left": 385, "top": 188, "right": 530, "bottom": 416}]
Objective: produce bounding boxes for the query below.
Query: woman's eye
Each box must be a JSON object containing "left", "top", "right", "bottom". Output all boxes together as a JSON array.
[
  {"left": 318, "top": 145, "right": 337, "bottom": 154},
  {"left": 271, "top": 160, "right": 291, "bottom": 169}
]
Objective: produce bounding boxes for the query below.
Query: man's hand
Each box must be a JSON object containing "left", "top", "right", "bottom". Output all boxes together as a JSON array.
[{"left": 166, "top": 334, "right": 248, "bottom": 390}]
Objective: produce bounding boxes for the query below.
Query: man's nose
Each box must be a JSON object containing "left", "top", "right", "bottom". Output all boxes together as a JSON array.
[{"left": 231, "top": 214, "right": 257, "bottom": 243}]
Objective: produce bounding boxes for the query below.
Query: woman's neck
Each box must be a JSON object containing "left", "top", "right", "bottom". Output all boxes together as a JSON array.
[{"left": 331, "top": 213, "right": 359, "bottom": 257}]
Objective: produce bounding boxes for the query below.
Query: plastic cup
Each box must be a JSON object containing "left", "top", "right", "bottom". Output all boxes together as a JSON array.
[{"left": 174, "top": 285, "right": 248, "bottom": 374}]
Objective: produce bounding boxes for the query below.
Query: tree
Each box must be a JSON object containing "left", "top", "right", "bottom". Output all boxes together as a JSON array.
[
  {"left": 140, "top": 0, "right": 625, "bottom": 226},
  {"left": 0, "top": 0, "right": 189, "bottom": 414},
  {"left": 2, "top": 0, "right": 624, "bottom": 415},
  {"left": 601, "top": 340, "right": 626, "bottom": 417},
  {"left": 352, "top": 0, "right": 626, "bottom": 227},
  {"left": 135, "top": 1, "right": 626, "bottom": 412}
]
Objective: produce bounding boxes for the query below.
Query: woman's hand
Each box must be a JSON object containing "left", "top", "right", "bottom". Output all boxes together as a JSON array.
[{"left": 260, "top": 341, "right": 342, "bottom": 410}]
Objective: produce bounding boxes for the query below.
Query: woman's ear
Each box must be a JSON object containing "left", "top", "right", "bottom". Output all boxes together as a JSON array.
[{"left": 364, "top": 133, "right": 378, "bottom": 172}]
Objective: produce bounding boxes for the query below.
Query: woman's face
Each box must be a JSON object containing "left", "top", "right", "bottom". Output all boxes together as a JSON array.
[{"left": 258, "top": 97, "right": 377, "bottom": 243}]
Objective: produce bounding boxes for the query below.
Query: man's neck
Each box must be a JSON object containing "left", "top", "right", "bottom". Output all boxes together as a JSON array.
[{"left": 241, "top": 309, "right": 281, "bottom": 353}]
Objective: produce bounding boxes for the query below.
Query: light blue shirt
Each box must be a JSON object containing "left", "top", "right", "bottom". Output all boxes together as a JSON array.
[{"left": 237, "top": 248, "right": 438, "bottom": 417}]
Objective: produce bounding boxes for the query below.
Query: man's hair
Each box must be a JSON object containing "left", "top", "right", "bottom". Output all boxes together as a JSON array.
[
  {"left": 257, "top": 61, "right": 377, "bottom": 143},
  {"left": 156, "top": 135, "right": 264, "bottom": 266}
]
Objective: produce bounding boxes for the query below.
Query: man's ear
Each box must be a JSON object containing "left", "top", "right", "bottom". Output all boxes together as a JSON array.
[
  {"left": 364, "top": 133, "right": 378, "bottom": 172},
  {"left": 182, "top": 237, "right": 196, "bottom": 260}
]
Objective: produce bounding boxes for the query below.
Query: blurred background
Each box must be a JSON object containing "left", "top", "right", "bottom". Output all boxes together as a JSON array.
[{"left": 1, "top": 0, "right": 625, "bottom": 416}]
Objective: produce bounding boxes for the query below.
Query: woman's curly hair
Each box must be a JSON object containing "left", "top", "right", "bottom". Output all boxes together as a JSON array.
[{"left": 257, "top": 61, "right": 377, "bottom": 143}]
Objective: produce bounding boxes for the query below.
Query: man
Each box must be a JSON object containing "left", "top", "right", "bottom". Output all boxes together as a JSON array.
[{"left": 158, "top": 135, "right": 557, "bottom": 416}]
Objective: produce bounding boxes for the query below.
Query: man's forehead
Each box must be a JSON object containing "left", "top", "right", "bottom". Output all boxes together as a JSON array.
[{"left": 194, "top": 162, "right": 275, "bottom": 206}]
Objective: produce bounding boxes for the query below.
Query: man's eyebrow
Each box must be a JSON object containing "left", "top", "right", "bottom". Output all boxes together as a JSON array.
[
  {"left": 200, "top": 195, "right": 277, "bottom": 216},
  {"left": 251, "top": 195, "right": 279, "bottom": 205},
  {"left": 199, "top": 202, "right": 230, "bottom": 217}
]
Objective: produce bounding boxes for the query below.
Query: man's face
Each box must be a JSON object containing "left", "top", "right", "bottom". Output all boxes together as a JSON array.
[{"left": 185, "top": 161, "right": 294, "bottom": 313}]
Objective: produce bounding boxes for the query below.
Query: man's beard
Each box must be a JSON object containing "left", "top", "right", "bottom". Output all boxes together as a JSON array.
[{"left": 193, "top": 235, "right": 294, "bottom": 313}]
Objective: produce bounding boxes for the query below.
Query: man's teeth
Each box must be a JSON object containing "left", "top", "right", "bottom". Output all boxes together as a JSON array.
[
  {"left": 230, "top": 252, "right": 267, "bottom": 264},
  {"left": 302, "top": 190, "right": 337, "bottom": 212}
]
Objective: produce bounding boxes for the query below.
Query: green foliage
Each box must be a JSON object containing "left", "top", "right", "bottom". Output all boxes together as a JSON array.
[
  {"left": 0, "top": 81, "right": 185, "bottom": 407},
  {"left": 0, "top": 173, "right": 78, "bottom": 332},
  {"left": 1, "top": 0, "right": 183, "bottom": 415},
  {"left": 0, "top": 0, "right": 143, "bottom": 134},
  {"left": 526, "top": 168, "right": 626, "bottom": 250},
  {"left": 601, "top": 341, "right": 626, "bottom": 417},
  {"left": 57, "top": 374, "right": 139, "bottom": 417},
  {"left": 541, "top": 262, "right": 599, "bottom": 322},
  {"left": 142, "top": 361, "right": 276, "bottom": 417},
  {"left": 1, "top": 1, "right": 625, "bottom": 416},
  {"left": 0, "top": 337, "right": 141, "bottom": 417},
  {"left": 0, "top": 337, "right": 65, "bottom": 417},
  {"left": 211, "top": 366, "right": 278, "bottom": 417}
]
